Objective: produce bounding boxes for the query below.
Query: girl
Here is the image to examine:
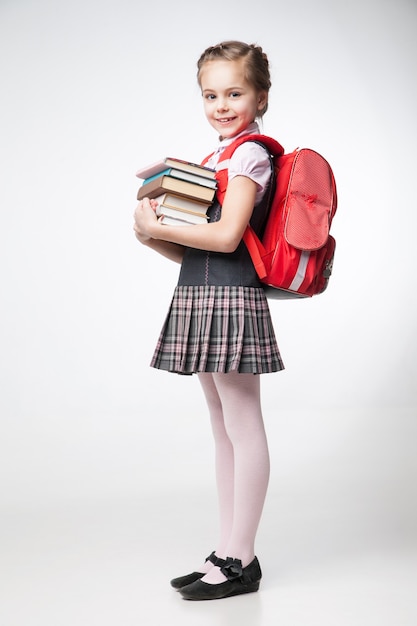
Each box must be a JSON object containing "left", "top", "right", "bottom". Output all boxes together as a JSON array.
[{"left": 133, "top": 41, "right": 284, "bottom": 601}]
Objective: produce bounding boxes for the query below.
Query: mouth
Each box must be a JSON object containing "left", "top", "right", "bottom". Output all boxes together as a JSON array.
[{"left": 216, "top": 117, "right": 236, "bottom": 123}]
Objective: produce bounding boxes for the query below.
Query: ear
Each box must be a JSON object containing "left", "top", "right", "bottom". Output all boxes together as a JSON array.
[{"left": 257, "top": 91, "right": 268, "bottom": 112}]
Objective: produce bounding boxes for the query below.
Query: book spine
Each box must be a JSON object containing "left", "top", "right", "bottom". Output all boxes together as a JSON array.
[
  {"left": 142, "top": 168, "right": 216, "bottom": 189},
  {"left": 156, "top": 205, "right": 208, "bottom": 220},
  {"left": 141, "top": 168, "right": 172, "bottom": 184},
  {"left": 168, "top": 170, "right": 217, "bottom": 188},
  {"left": 165, "top": 158, "right": 216, "bottom": 178},
  {"left": 162, "top": 203, "right": 208, "bottom": 216},
  {"left": 156, "top": 193, "right": 211, "bottom": 212},
  {"left": 137, "top": 176, "right": 215, "bottom": 202}
]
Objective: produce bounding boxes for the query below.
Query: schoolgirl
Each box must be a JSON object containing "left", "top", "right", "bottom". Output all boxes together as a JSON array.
[{"left": 133, "top": 40, "right": 284, "bottom": 600}]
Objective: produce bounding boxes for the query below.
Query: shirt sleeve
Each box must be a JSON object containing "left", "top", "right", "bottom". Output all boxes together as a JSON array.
[{"left": 228, "top": 142, "right": 272, "bottom": 203}]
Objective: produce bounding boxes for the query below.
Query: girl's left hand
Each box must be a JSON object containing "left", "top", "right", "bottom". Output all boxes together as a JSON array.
[{"left": 133, "top": 198, "right": 159, "bottom": 242}]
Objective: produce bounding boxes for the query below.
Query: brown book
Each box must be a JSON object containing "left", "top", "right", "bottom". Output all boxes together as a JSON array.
[
  {"left": 137, "top": 174, "right": 216, "bottom": 203},
  {"left": 136, "top": 157, "right": 216, "bottom": 181},
  {"left": 156, "top": 204, "right": 209, "bottom": 225},
  {"left": 154, "top": 193, "right": 211, "bottom": 214}
]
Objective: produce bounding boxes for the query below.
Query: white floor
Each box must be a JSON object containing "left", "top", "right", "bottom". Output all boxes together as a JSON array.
[{"left": 1, "top": 486, "right": 416, "bottom": 626}]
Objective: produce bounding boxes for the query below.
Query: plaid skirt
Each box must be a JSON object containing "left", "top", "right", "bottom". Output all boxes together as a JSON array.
[{"left": 150, "top": 285, "right": 284, "bottom": 375}]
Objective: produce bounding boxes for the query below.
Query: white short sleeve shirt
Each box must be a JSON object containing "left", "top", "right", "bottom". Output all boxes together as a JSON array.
[{"left": 205, "top": 122, "right": 272, "bottom": 204}]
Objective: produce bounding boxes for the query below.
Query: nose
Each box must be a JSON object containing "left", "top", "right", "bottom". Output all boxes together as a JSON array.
[{"left": 216, "top": 97, "right": 229, "bottom": 112}]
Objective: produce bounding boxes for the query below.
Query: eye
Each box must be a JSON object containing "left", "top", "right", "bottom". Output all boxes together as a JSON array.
[
  {"left": 230, "top": 92, "right": 241, "bottom": 98},
  {"left": 204, "top": 93, "right": 216, "bottom": 101}
]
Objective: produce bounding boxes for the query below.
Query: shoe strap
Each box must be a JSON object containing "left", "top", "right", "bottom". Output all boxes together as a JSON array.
[
  {"left": 205, "top": 551, "right": 226, "bottom": 567},
  {"left": 205, "top": 551, "right": 217, "bottom": 565}
]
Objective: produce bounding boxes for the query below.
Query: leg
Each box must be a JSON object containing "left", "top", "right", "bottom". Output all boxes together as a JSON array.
[
  {"left": 197, "top": 373, "right": 235, "bottom": 569},
  {"left": 170, "top": 372, "right": 236, "bottom": 589},
  {"left": 202, "top": 371, "right": 270, "bottom": 584}
]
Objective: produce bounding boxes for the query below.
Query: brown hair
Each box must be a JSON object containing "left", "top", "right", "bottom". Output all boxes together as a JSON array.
[{"left": 197, "top": 40, "right": 271, "bottom": 117}]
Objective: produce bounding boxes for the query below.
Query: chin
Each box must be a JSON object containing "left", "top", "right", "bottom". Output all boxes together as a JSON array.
[{"left": 217, "top": 128, "right": 238, "bottom": 138}]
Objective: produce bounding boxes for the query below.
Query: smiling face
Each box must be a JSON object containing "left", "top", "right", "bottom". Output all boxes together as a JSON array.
[{"left": 199, "top": 59, "right": 267, "bottom": 139}]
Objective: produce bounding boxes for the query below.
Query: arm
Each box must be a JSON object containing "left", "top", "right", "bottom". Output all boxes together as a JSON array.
[
  {"left": 134, "top": 229, "right": 185, "bottom": 264},
  {"left": 133, "top": 175, "right": 258, "bottom": 254}
]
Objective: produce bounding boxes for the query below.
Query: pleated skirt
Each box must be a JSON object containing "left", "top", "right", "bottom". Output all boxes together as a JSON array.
[{"left": 150, "top": 285, "right": 284, "bottom": 375}]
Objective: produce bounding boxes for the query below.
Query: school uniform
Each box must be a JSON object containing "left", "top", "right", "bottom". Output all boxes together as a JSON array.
[{"left": 151, "top": 123, "right": 284, "bottom": 375}]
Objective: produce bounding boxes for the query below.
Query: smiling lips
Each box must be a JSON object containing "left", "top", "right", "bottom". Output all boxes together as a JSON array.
[{"left": 217, "top": 117, "right": 236, "bottom": 123}]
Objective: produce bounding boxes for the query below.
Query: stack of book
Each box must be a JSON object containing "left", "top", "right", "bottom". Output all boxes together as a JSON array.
[{"left": 136, "top": 157, "right": 217, "bottom": 226}]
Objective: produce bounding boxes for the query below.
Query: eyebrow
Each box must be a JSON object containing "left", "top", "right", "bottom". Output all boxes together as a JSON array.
[{"left": 202, "top": 86, "right": 244, "bottom": 93}]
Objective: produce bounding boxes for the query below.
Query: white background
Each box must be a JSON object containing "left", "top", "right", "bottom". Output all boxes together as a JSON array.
[{"left": 0, "top": 0, "right": 416, "bottom": 624}]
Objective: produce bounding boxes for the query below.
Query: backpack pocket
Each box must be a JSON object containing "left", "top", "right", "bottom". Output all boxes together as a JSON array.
[{"left": 284, "top": 149, "right": 335, "bottom": 251}]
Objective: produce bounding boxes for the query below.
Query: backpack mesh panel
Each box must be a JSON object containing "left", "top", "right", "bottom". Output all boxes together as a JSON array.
[{"left": 284, "top": 150, "right": 333, "bottom": 250}]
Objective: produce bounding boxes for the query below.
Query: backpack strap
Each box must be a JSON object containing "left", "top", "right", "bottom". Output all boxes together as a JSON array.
[
  {"left": 241, "top": 225, "right": 268, "bottom": 279},
  {"left": 206, "top": 134, "right": 284, "bottom": 205},
  {"left": 201, "top": 134, "right": 284, "bottom": 280}
]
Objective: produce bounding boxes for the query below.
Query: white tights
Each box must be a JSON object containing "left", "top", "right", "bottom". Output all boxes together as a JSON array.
[{"left": 196, "top": 371, "right": 270, "bottom": 584}]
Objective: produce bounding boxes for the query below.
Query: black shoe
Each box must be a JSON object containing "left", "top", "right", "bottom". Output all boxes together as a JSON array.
[
  {"left": 170, "top": 552, "right": 222, "bottom": 589},
  {"left": 179, "top": 556, "right": 262, "bottom": 600}
]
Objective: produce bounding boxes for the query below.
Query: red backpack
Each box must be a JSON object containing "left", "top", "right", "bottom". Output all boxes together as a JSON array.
[{"left": 208, "top": 134, "right": 337, "bottom": 299}]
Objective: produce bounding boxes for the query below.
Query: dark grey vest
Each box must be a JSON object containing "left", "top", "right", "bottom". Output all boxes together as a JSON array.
[{"left": 178, "top": 159, "right": 274, "bottom": 288}]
